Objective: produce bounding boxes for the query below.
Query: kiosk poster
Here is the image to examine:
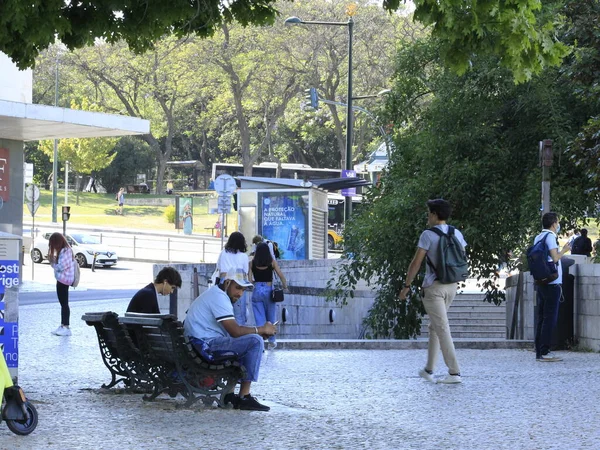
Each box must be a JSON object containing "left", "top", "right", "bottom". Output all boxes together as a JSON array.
[
  {"left": 177, "top": 197, "right": 194, "bottom": 235},
  {"left": 0, "top": 239, "right": 20, "bottom": 368},
  {"left": 258, "top": 191, "right": 308, "bottom": 260},
  {"left": 0, "top": 148, "right": 9, "bottom": 201}
]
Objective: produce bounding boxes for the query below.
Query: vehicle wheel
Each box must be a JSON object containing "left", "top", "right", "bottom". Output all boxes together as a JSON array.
[
  {"left": 30, "top": 248, "right": 43, "bottom": 264},
  {"left": 75, "top": 253, "right": 88, "bottom": 268},
  {"left": 327, "top": 235, "right": 335, "bottom": 250},
  {"left": 6, "top": 401, "right": 38, "bottom": 436}
]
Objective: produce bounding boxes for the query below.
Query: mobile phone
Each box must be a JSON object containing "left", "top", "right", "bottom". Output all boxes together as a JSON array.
[{"left": 273, "top": 321, "right": 279, "bottom": 325}]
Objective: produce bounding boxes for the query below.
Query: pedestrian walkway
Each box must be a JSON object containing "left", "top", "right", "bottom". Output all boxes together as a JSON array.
[{"left": 4, "top": 297, "right": 599, "bottom": 449}]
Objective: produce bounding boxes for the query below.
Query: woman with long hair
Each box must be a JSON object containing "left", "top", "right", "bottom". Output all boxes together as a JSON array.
[
  {"left": 48, "top": 232, "right": 76, "bottom": 336},
  {"left": 216, "top": 231, "right": 250, "bottom": 324},
  {"left": 249, "top": 242, "right": 287, "bottom": 349}
]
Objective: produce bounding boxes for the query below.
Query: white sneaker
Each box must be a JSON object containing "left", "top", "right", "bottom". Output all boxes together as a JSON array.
[
  {"left": 54, "top": 326, "right": 72, "bottom": 336},
  {"left": 418, "top": 369, "right": 434, "bottom": 382},
  {"left": 51, "top": 326, "right": 62, "bottom": 336},
  {"left": 438, "top": 374, "right": 462, "bottom": 384},
  {"left": 267, "top": 342, "right": 277, "bottom": 350},
  {"left": 537, "top": 352, "right": 562, "bottom": 362}
]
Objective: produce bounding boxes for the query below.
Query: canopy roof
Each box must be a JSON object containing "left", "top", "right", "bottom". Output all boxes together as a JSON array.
[{"left": 0, "top": 99, "right": 149, "bottom": 141}]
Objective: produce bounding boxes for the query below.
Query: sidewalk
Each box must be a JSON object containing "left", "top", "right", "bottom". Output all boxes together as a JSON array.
[{"left": 4, "top": 297, "right": 600, "bottom": 449}]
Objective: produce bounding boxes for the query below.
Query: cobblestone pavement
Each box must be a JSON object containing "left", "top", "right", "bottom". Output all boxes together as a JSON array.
[{"left": 3, "top": 298, "right": 600, "bottom": 450}]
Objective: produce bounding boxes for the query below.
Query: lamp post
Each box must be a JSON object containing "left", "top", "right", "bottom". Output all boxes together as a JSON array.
[{"left": 285, "top": 11, "right": 355, "bottom": 221}]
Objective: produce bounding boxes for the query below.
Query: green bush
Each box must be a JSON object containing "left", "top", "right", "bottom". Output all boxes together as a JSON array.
[{"left": 164, "top": 204, "right": 176, "bottom": 223}]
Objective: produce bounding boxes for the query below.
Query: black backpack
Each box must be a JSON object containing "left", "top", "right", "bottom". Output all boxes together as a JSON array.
[
  {"left": 570, "top": 236, "right": 589, "bottom": 255},
  {"left": 526, "top": 232, "right": 558, "bottom": 285},
  {"left": 426, "top": 226, "right": 469, "bottom": 284}
]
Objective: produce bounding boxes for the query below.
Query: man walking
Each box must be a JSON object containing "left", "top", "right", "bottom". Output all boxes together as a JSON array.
[
  {"left": 399, "top": 199, "right": 467, "bottom": 384},
  {"left": 533, "top": 212, "right": 571, "bottom": 362},
  {"left": 184, "top": 269, "right": 276, "bottom": 411}
]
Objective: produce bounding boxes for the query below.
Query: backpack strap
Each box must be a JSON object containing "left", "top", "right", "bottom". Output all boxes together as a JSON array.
[{"left": 425, "top": 226, "right": 446, "bottom": 273}]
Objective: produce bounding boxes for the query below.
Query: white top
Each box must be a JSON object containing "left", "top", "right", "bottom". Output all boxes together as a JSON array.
[
  {"left": 534, "top": 229, "right": 562, "bottom": 285},
  {"left": 217, "top": 250, "right": 249, "bottom": 276},
  {"left": 184, "top": 285, "right": 234, "bottom": 340}
]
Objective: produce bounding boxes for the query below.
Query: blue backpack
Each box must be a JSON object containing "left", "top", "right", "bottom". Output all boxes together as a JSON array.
[{"left": 526, "top": 232, "right": 558, "bottom": 285}]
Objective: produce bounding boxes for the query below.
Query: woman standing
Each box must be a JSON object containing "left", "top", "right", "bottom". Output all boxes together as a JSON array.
[
  {"left": 216, "top": 231, "right": 250, "bottom": 324},
  {"left": 117, "top": 187, "right": 125, "bottom": 215},
  {"left": 48, "top": 232, "right": 76, "bottom": 336},
  {"left": 249, "top": 242, "right": 287, "bottom": 349}
]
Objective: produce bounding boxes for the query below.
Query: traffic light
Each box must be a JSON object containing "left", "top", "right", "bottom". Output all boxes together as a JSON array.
[
  {"left": 304, "top": 87, "right": 319, "bottom": 109},
  {"left": 232, "top": 193, "right": 238, "bottom": 211},
  {"left": 62, "top": 205, "right": 71, "bottom": 222}
]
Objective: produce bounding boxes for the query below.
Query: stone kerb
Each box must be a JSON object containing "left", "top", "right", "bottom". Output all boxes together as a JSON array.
[{"left": 154, "top": 259, "right": 377, "bottom": 339}]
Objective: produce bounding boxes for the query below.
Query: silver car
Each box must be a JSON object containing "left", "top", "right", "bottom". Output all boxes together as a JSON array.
[{"left": 31, "top": 232, "right": 118, "bottom": 268}]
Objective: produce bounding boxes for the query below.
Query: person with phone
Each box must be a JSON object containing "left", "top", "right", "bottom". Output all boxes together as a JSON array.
[
  {"left": 184, "top": 269, "right": 276, "bottom": 411},
  {"left": 248, "top": 242, "right": 287, "bottom": 350}
]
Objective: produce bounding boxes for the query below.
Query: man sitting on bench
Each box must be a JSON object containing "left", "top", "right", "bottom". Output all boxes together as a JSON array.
[
  {"left": 183, "top": 269, "right": 276, "bottom": 411},
  {"left": 127, "top": 267, "right": 182, "bottom": 314}
]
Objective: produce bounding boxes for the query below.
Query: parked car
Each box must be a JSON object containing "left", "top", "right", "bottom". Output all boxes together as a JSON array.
[{"left": 31, "top": 233, "right": 118, "bottom": 268}]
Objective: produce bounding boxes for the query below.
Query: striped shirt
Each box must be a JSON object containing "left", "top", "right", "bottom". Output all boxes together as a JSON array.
[{"left": 52, "top": 247, "right": 76, "bottom": 286}]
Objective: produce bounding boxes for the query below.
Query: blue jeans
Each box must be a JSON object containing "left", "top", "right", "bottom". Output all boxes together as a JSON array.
[
  {"left": 535, "top": 284, "right": 562, "bottom": 358},
  {"left": 206, "top": 334, "right": 264, "bottom": 382},
  {"left": 252, "top": 282, "right": 276, "bottom": 344},
  {"left": 233, "top": 291, "right": 248, "bottom": 325}
]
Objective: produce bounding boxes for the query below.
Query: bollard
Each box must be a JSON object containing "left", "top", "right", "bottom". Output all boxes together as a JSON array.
[
  {"left": 91, "top": 252, "right": 98, "bottom": 272},
  {"left": 133, "top": 235, "right": 136, "bottom": 259}
]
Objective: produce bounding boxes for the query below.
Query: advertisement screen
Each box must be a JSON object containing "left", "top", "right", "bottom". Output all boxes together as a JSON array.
[{"left": 258, "top": 191, "right": 308, "bottom": 260}]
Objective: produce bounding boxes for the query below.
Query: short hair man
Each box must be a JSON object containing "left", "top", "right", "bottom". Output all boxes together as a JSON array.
[
  {"left": 126, "top": 267, "right": 182, "bottom": 314},
  {"left": 571, "top": 228, "right": 593, "bottom": 257},
  {"left": 399, "top": 199, "right": 467, "bottom": 384},
  {"left": 533, "top": 212, "right": 571, "bottom": 362},
  {"left": 183, "top": 269, "right": 276, "bottom": 411}
]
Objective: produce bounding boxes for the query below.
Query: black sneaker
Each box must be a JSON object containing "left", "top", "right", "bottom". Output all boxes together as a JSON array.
[
  {"left": 235, "top": 394, "right": 270, "bottom": 411},
  {"left": 223, "top": 392, "right": 239, "bottom": 407}
]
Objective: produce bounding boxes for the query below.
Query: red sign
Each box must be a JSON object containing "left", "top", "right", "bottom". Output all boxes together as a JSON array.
[{"left": 0, "top": 148, "right": 8, "bottom": 201}]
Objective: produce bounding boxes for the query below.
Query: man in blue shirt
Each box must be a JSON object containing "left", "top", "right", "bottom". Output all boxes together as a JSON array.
[
  {"left": 184, "top": 269, "right": 276, "bottom": 411},
  {"left": 533, "top": 212, "right": 571, "bottom": 362}
]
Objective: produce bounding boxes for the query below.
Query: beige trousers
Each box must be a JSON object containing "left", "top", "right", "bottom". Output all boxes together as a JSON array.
[{"left": 422, "top": 281, "right": 460, "bottom": 375}]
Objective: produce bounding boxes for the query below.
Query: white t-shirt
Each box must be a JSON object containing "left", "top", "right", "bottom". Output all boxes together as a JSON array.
[
  {"left": 216, "top": 250, "right": 249, "bottom": 276},
  {"left": 184, "top": 285, "right": 235, "bottom": 340},
  {"left": 417, "top": 224, "right": 468, "bottom": 288},
  {"left": 534, "top": 229, "right": 562, "bottom": 285}
]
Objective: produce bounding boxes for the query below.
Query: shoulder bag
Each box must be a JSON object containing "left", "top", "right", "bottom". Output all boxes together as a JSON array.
[{"left": 271, "top": 270, "right": 284, "bottom": 303}]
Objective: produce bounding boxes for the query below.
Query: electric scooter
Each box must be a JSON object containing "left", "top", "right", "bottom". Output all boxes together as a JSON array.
[{"left": 1, "top": 352, "right": 38, "bottom": 435}]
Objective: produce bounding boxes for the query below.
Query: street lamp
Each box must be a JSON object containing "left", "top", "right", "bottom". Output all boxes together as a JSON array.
[{"left": 285, "top": 11, "right": 355, "bottom": 221}]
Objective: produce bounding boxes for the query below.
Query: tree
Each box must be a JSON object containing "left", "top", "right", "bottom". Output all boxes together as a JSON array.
[
  {"left": 328, "top": 36, "right": 596, "bottom": 338},
  {"left": 383, "top": 0, "right": 569, "bottom": 83},
  {"left": 0, "top": 0, "right": 281, "bottom": 69},
  {"left": 97, "top": 137, "right": 155, "bottom": 194}
]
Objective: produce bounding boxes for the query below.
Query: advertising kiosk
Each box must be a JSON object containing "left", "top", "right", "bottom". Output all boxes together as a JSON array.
[
  {"left": 0, "top": 232, "right": 21, "bottom": 380},
  {"left": 236, "top": 178, "right": 329, "bottom": 260}
]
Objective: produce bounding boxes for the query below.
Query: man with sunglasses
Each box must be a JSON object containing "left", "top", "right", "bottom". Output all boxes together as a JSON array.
[{"left": 126, "top": 266, "right": 182, "bottom": 314}]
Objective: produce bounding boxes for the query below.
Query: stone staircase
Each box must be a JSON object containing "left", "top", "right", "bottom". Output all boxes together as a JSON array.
[{"left": 420, "top": 293, "right": 507, "bottom": 339}]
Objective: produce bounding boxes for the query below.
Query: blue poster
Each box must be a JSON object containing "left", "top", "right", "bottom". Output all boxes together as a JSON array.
[
  {"left": 259, "top": 192, "right": 308, "bottom": 260},
  {"left": 0, "top": 260, "right": 20, "bottom": 368},
  {"left": 0, "top": 260, "right": 19, "bottom": 294}
]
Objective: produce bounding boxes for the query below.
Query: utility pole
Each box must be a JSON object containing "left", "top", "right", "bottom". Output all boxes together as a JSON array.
[{"left": 539, "top": 139, "right": 553, "bottom": 215}]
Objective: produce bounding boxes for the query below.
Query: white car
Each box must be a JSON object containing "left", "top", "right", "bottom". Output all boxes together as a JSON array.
[{"left": 31, "top": 232, "right": 118, "bottom": 268}]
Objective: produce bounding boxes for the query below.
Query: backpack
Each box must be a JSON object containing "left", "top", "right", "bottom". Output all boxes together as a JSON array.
[
  {"left": 426, "top": 226, "right": 469, "bottom": 284},
  {"left": 526, "top": 232, "right": 558, "bottom": 285},
  {"left": 570, "top": 235, "right": 589, "bottom": 255}
]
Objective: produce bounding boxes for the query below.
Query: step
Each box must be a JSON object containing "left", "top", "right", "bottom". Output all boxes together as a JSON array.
[{"left": 420, "top": 330, "right": 506, "bottom": 339}]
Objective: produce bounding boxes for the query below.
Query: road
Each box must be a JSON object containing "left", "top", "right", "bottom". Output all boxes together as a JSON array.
[{"left": 20, "top": 259, "right": 153, "bottom": 305}]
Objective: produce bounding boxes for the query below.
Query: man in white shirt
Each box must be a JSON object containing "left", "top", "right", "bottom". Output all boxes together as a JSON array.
[
  {"left": 184, "top": 269, "right": 276, "bottom": 411},
  {"left": 533, "top": 212, "right": 571, "bottom": 362}
]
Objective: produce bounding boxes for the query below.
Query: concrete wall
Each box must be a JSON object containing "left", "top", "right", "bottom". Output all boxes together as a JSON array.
[
  {"left": 155, "top": 259, "right": 376, "bottom": 339},
  {"left": 0, "top": 52, "right": 32, "bottom": 103},
  {"left": 505, "top": 261, "right": 600, "bottom": 350},
  {"left": 126, "top": 197, "right": 175, "bottom": 207},
  {"left": 0, "top": 139, "right": 24, "bottom": 237}
]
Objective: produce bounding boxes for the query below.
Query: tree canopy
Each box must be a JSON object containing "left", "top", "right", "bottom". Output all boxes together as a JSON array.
[{"left": 0, "top": 0, "right": 280, "bottom": 69}]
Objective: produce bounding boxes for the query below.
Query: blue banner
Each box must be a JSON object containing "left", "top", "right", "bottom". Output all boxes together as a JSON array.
[
  {"left": 258, "top": 192, "right": 308, "bottom": 260},
  {"left": 0, "top": 260, "right": 19, "bottom": 294}
]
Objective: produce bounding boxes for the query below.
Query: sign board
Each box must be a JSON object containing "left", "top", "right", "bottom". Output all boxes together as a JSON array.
[
  {"left": 0, "top": 236, "right": 20, "bottom": 369},
  {"left": 25, "top": 184, "right": 40, "bottom": 202},
  {"left": 217, "top": 196, "right": 232, "bottom": 214},
  {"left": 341, "top": 169, "right": 356, "bottom": 196},
  {"left": 24, "top": 163, "right": 34, "bottom": 184},
  {"left": 0, "top": 148, "right": 9, "bottom": 201},
  {"left": 26, "top": 201, "right": 40, "bottom": 216},
  {"left": 214, "top": 174, "right": 237, "bottom": 195}
]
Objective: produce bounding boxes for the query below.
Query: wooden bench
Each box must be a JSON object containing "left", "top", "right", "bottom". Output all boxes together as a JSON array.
[
  {"left": 204, "top": 227, "right": 217, "bottom": 236},
  {"left": 83, "top": 311, "right": 246, "bottom": 407}
]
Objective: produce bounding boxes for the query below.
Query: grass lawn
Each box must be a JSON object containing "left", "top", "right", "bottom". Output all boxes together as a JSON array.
[{"left": 24, "top": 190, "right": 237, "bottom": 232}]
